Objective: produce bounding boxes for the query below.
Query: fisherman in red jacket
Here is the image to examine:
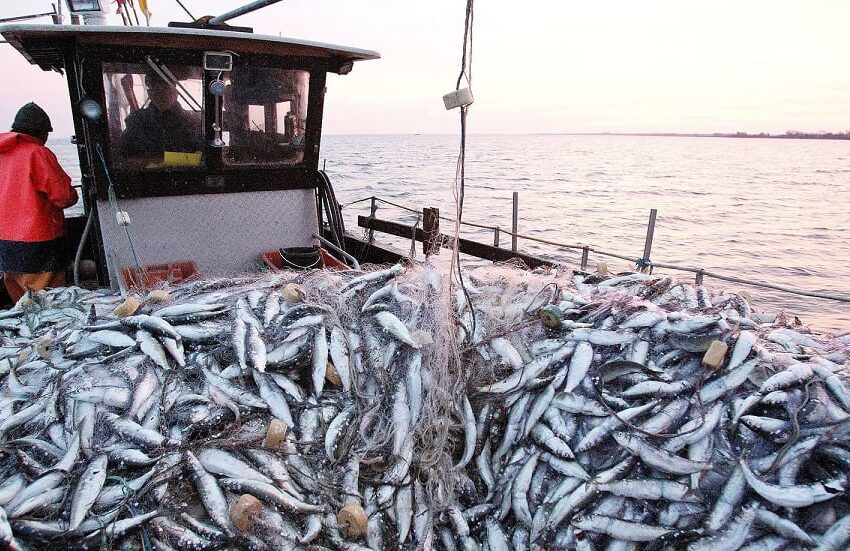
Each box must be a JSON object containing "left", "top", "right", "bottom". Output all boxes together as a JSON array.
[{"left": 0, "top": 102, "right": 78, "bottom": 303}]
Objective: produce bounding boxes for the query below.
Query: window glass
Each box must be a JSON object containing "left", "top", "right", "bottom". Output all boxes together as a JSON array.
[
  {"left": 222, "top": 67, "right": 309, "bottom": 166},
  {"left": 103, "top": 62, "right": 204, "bottom": 171}
]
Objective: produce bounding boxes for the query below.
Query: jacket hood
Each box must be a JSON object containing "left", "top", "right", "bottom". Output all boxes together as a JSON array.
[{"left": 0, "top": 132, "right": 42, "bottom": 153}]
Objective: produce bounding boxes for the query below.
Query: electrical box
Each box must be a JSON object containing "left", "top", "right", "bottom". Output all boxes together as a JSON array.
[
  {"left": 204, "top": 52, "right": 234, "bottom": 72},
  {"left": 65, "top": 0, "right": 106, "bottom": 14}
]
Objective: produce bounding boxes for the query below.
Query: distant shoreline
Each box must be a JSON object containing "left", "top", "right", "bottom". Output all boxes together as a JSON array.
[{"left": 538, "top": 132, "right": 850, "bottom": 141}]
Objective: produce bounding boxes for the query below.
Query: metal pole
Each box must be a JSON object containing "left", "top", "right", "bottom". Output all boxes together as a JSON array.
[
  {"left": 640, "top": 209, "right": 657, "bottom": 273},
  {"left": 493, "top": 226, "right": 500, "bottom": 248},
  {"left": 580, "top": 246, "right": 589, "bottom": 271},
  {"left": 512, "top": 192, "right": 519, "bottom": 253},
  {"left": 367, "top": 196, "right": 377, "bottom": 243},
  {"left": 209, "top": 0, "right": 285, "bottom": 25},
  {"left": 51, "top": 3, "right": 64, "bottom": 24},
  {"left": 0, "top": 12, "right": 55, "bottom": 23}
]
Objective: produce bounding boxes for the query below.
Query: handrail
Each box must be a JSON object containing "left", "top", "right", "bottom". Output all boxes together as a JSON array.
[
  {"left": 344, "top": 196, "right": 587, "bottom": 247},
  {"left": 646, "top": 262, "right": 850, "bottom": 303},
  {"left": 313, "top": 233, "right": 360, "bottom": 270},
  {"left": 346, "top": 196, "right": 850, "bottom": 304}
]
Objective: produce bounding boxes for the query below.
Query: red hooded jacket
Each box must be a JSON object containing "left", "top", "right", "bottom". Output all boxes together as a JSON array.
[{"left": 0, "top": 132, "right": 77, "bottom": 242}]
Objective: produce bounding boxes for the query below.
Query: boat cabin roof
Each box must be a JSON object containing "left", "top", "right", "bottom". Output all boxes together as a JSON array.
[{"left": 0, "top": 24, "right": 380, "bottom": 73}]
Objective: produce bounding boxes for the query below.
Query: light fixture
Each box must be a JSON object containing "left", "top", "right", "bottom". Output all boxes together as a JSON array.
[
  {"left": 209, "top": 79, "right": 227, "bottom": 96},
  {"left": 78, "top": 98, "right": 103, "bottom": 121},
  {"left": 65, "top": 0, "right": 105, "bottom": 13},
  {"left": 337, "top": 61, "right": 354, "bottom": 76}
]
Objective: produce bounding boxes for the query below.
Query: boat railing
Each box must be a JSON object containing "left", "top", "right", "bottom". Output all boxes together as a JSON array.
[{"left": 346, "top": 195, "right": 850, "bottom": 305}]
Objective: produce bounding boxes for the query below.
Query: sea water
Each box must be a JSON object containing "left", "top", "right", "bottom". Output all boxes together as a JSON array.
[{"left": 52, "top": 134, "right": 850, "bottom": 332}]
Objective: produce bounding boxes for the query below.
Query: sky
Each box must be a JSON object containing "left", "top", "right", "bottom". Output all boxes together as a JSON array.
[{"left": 0, "top": 0, "right": 848, "bottom": 136}]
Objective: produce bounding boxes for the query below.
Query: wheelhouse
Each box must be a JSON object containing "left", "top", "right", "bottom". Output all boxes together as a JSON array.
[{"left": 0, "top": 23, "right": 378, "bottom": 289}]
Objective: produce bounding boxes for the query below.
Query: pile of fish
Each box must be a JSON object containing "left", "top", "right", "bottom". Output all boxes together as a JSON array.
[{"left": 0, "top": 262, "right": 849, "bottom": 550}]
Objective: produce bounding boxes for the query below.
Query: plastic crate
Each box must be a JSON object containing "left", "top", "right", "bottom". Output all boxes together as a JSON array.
[
  {"left": 121, "top": 261, "right": 198, "bottom": 290},
  {"left": 260, "top": 248, "right": 346, "bottom": 272}
]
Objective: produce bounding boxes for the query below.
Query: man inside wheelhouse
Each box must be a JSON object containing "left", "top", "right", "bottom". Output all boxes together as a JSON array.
[
  {"left": 103, "top": 61, "right": 311, "bottom": 172},
  {"left": 118, "top": 71, "right": 203, "bottom": 169}
]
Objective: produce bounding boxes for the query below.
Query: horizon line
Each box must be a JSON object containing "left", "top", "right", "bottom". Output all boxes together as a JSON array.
[{"left": 50, "top": 131, "right": 850, "bottom": 140}]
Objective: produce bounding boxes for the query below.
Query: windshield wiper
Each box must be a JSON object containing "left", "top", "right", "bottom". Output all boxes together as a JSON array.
[{"left": 145, "top": 56, "right": 203, "bottom": 112}]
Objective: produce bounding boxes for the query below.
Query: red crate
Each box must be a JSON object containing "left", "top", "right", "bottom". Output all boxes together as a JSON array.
[{"left": 121, "top": 261, "right": 198, "bottom": 290}]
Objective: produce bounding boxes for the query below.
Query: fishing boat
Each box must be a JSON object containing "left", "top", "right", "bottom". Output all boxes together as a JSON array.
[
  {"left": 1, "top": 0, "right": 566, "bottom": 312},
  {"left": 4, "top": 2, "right": 843, "bottom": 315},
  {"left": 2, "top": 5, "right": 850, "bottom": 551},
  {"left": 0, "top": 0, "right": 413, "bottom": 306}
]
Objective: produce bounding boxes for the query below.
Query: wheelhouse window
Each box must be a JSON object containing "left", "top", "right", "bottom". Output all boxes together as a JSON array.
[
  {"left": 222, "top": 67, "right": 309, "bottom": 166},
  {"left": 103, "top": 61, "right": 204, "bottom": 171}
]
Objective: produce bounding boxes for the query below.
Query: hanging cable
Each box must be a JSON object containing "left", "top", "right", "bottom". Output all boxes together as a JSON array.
[
  {"left": 317, "top": 174, "right": 339, "bottom": 246},
  {"left": 449, "top": 0, "right": 476, "bottom": 343},
  {"left": 73, "top": 206, "right": 95, "bottom": 287}
]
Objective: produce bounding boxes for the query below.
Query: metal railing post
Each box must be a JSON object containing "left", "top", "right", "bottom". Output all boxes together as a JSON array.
[
  {"left": 367, "top": 196, "right": 377, "bottom": 243},
  {"left": 640, "top": 209, "right": 657, "bottom": 273},
  {"left": 494, "top": 226, "right": 500, "bottom": 248},
  {"left": 512, "top": 192, "right": 519, "bottom": 253},
  {"left": 581, "top": 246, "right": 589, "bottom": 271}
]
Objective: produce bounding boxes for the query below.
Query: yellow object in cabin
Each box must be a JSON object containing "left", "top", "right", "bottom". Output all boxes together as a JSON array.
[{"left": 147, "top": 151, "right": 202, "bottom": 169}]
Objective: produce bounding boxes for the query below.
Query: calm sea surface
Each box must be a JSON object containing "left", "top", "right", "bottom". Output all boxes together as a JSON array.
[{"left": 53, "top": 134, "right": 850, "bottom": 333}]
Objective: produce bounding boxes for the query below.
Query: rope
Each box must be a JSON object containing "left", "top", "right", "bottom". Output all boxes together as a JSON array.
[
  {"left": 95, "top": 144, "right": 146, "bottom": 289},
  {"left": 174, "top": 0, "right": 196, "bottom": 20},
  {"left": 449, "top": 0, "right": 477, "bottom": 347},
  {"left": 341, "top": 196, "right": 378, "bottom": 209}
]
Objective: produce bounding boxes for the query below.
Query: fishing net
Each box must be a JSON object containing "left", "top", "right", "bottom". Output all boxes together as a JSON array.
[{"left": 0, "top": 261, "right": 849, "bottom": 549}]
